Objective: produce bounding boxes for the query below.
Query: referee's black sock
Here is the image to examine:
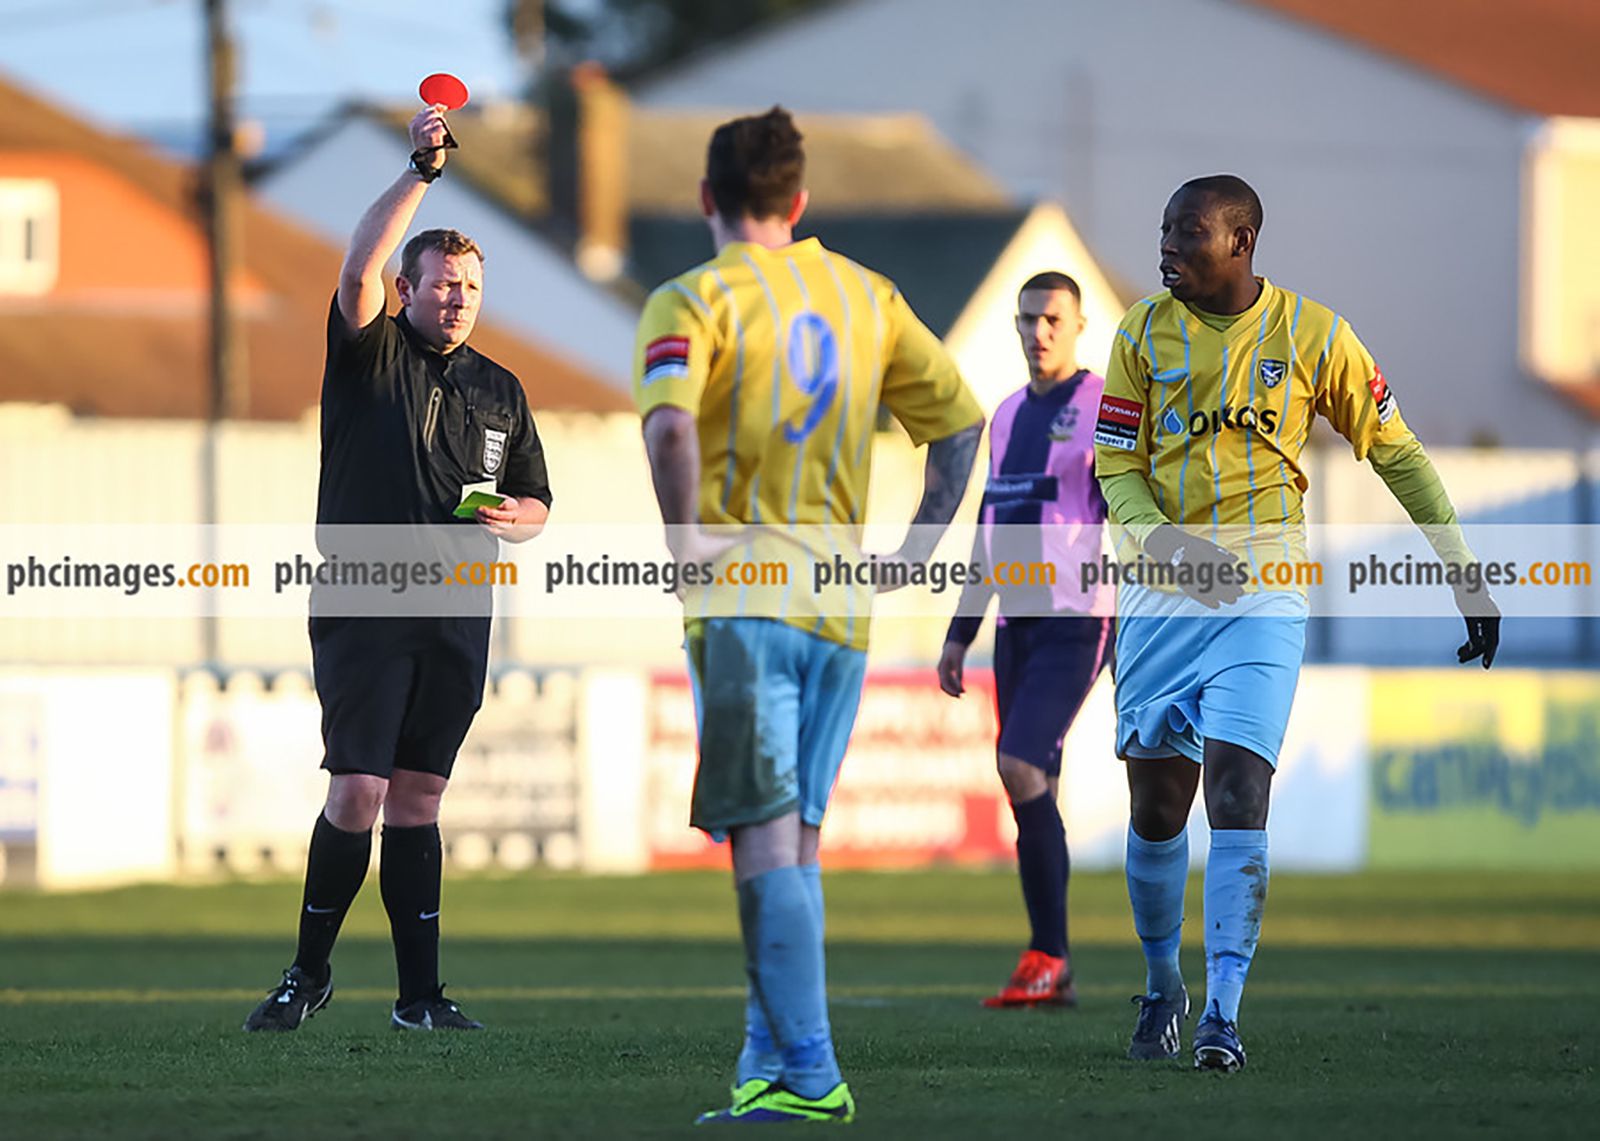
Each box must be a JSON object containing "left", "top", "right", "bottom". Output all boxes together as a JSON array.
[
  {"left": 293, "top": 813, "right": 372, "bottom": 982},
  {"left": 1013, "top": 792, "right": 1069, "bottom": 959},
  {"left": 380, "top": 823, "right": 442, "bottom": 1007}
]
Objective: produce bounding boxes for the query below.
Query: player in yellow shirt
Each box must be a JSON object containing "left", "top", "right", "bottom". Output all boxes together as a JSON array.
[
  {"left": 1094, "top": 175, "right": 1499, "bottom": 1073},
  {"left": 634, "top": 107, "right": 983, "bottom": 1124}
]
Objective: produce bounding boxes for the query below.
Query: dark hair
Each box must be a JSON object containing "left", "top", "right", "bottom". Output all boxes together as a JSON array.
[
  {"left": 1178, "top": 174, "right": 1264, "bottom": 234},
  {"left": 705, "top": 106, "right": 805, "bottom": 222},
  {"left": 400, "top": 228, "right": 485, "bottom": 285},
  {"left": 1018, "top": 270, "right": 1081, "bottom": 303}
]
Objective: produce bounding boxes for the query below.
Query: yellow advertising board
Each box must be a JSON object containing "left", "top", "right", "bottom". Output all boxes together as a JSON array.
[{"left": 1369, "top": 670, "right": 1600, "bottom": 868}]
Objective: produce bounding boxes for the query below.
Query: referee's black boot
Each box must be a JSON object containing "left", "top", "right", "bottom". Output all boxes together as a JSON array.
[
  {"left": 391, "top": 985, "right": 483, "bottom": 1031},
  {"left": 243, "top": 965, "right": 333, "bottom": 1032}
]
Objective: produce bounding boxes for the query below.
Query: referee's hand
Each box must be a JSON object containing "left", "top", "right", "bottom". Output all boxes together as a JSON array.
[
  {"left": 410, "top": 105, "right": 452, "bottom": 168},
  {"left": 476, "top": 496, "right": 546, "bottom": 542}
]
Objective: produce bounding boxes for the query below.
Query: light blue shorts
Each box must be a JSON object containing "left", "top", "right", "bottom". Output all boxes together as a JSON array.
[
  {"left": 685, "top": 617, "right": 868, "bottom": 835},
  {"left": 1113, "top": 585, "right": 1308, "bottom": 767}
]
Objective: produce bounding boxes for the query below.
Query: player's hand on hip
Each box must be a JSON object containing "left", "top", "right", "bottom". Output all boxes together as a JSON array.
[
  {"left": 410, "top": 106, "right": 451, "bottom": 162},
  {"left": 1144, "top": 524, "right": 1246, "bottom": 609},
  {"left": 873, "top": 552, "right": 919, "bottom": 594},
  {"left": 937, "top": 640, "right": 966, "bottom": 697},
  {"left": 1453, "top": 585, "right": 1500, "bottom": 669},
  {"left": 666, "top": 524, "right": 744, "bottom": 570}
]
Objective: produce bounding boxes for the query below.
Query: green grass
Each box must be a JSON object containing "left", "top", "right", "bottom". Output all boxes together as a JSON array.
[{"left": 1, "top": 870, "right": 1596, "bottom": 1139}]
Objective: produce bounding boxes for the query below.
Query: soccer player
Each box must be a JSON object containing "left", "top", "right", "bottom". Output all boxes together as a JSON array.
[
  {"left": 634, "top": 107, "right": 983, "bottom": 1123},
  {"left": 243, "top": 105, "right": 551, "bottom": 1033},
  {"left": 937, "top": 271, "right": 1114, "bottom": 1009},
  {"left": 1094, "top": 175, "right": 1499, "bottom": 1071}
]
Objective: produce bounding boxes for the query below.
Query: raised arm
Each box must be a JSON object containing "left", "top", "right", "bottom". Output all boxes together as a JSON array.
[{"left": 336, "top": 105, "right": 452, "bottom": 333}]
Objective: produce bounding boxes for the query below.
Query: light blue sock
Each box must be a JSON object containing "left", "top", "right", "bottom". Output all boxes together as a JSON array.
[
  {"left": 801, "top": 862, "right": 824, "bottom": 930},
  {"left": 737, "top": 865, "right": 841, "bottom": 1099},
  {"left": 736, "top": 864, "right": 830, "bottom": 1086},
  {"left": 736, "top": 984, "right": 781, "bottom": 1085},
  {"left": 1203, "top": 829, "right": 1269, "bottom": 1024},
  {"left": 1125, "top": 826, "right": 1188, "bottom": 1000}
]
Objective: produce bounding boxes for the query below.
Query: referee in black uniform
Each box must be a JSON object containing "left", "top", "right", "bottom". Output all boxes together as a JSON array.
[{"left": 246, "top": 104, "right": 552, "bottom": 1032}]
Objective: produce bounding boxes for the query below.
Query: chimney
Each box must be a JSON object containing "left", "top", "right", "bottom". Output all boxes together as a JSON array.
[{"left": 547, "top": 62, "right": 629, "bottom": 283}]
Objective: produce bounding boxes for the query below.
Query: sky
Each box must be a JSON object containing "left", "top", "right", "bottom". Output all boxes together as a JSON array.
[{"left": 0, "top": 0, "right": 531, "bottom": 150}]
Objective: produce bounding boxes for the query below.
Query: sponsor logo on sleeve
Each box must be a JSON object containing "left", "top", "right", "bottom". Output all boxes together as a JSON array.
[
  {"left": 1368, "top": 368, "right": 1397, "bottom": 424},
  {"left": 642, "top": 335, "right": 690, "bottom": 387},
  {"left": 1259, "top": 358, "right": 1287, "bottom": 388},
  {"left": 1094, "top": 395, "right": 1144, "bottom": 451}
]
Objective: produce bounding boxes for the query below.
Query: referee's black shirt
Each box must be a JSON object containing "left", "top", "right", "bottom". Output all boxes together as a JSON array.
[{"left": 316, "top": 295, "right": 553, "bottom": 531}]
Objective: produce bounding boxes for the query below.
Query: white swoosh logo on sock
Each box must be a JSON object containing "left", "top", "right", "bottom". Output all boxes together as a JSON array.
[
  {"left": 305, "top": 905, "right": 339, "bottom": 914},
  {"left": 419, "top": 910, "right": 440, "bottom": 921}
]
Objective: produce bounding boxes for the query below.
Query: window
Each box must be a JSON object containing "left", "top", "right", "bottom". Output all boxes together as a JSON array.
[
  {"left": 1524, "top": 119, "right": 1600, "bottom": 384},
  {"left": 0, "top": 179, "right": 60, "bottom": 296}
]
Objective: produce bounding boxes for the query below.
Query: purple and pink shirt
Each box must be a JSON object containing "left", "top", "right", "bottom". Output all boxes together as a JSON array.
[{"left": 947, "top": 370, "right": 1113, "bottom": 644}]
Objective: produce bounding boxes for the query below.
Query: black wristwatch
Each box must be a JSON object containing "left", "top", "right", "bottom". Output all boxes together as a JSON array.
[{"left": 408, "top": 149, "right": 443, "bottom": 183}]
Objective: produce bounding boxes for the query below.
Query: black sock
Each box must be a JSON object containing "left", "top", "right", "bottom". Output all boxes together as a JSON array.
[
  {"left": 380, "top": 823, "right": 442, "bottom": 1006},
  {"left": 1013, "top": 792, "right": 1069, "bottom": 959},
  {"left": 293, "top": 813, "right": 372, "bottom": 981}
]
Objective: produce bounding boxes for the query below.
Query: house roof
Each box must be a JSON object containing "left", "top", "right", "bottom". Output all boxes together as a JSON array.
[
  {"left": 629, "top": 209, "right": 1032, "bottom": 338},
  {"left": 1244, "top": 0, "right": 1600, "bottom": 118},
  {"left": 0, "top": 75, "right": 628, "bottom": 419},
  {"left": 353, "top": 104, "right": 1010, "bottom": 221},
  {"left": 628, "top": 112, "right": 1010, "bottom": 215}
]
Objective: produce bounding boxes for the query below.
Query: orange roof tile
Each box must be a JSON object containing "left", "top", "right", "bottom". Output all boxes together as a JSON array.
[
  {"left": 0, "top": 74, "right": 627, "bottom": 419},
  {"left": 1246, "top": 0, "right": 1600, "bottom": 118}
]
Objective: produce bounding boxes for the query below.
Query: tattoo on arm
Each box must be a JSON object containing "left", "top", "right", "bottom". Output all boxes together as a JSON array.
[
  {"left": 912, "top": 423, "right": 982, "bottom": 528},
  {"left": 898, "top": 422, "right": 982, "bottom": 564}
]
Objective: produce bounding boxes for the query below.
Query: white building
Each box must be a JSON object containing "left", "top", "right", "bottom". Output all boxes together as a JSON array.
[{"left": 634, "top": 0, "right": 1600, "bottom": 449}]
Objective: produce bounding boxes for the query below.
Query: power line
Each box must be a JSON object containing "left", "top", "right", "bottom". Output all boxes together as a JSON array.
[{"left": 2, "top": 0, "right": 173, "bottom": 34}]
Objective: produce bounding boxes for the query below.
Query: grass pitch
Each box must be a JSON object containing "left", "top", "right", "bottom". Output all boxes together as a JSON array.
[{"left": 1, "top": 870, "right": 1596, "bottom": 1139}]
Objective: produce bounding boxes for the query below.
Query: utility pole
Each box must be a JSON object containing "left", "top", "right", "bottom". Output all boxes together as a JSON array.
[
  {"left": 512, "top": 0, "right": 546, "bottom": 74},
  {"left": 202, "top": 0, "right": 244, "bottom": 666},
  {"left": 204, "top": 0, "right": 245, "bottom": 423}
]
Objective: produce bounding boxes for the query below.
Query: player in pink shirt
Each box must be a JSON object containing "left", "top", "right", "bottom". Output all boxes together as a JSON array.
[{"left": 939, "top": 271, "right": 1114, "bottom": 1007}]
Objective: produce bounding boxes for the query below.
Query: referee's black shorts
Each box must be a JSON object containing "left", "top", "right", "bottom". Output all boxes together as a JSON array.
[{"left": 309, "top": 615, "right": 490, "bottom": 780}]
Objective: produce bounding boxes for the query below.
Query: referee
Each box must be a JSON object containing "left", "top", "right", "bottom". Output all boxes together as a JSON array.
[{"left": 245, "top": 104, "right": 552, "bottom": 1032}]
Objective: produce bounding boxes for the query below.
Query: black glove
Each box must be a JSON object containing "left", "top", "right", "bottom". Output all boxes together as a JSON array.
[
  {"left": 1453, "top": 585, "right": 1500, "bottom": 669},
  {"left": 1143, "top": 524, "right": 1247, "bottom": 609}
]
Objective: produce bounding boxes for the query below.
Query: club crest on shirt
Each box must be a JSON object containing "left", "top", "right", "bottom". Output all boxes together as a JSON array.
[
  {"left": 482, "top": 428, "right": 507, "bottom": 475},
  {"left": 1048, "top": 405, "right": 1080, "bottom": 441},
  {"left": 1258, "top": 358, "right": 1287, "bottom": 388}
]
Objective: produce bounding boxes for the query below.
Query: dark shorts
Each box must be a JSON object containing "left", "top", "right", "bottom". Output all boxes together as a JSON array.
[
  {"left": 994, "top": 614, "right": 1114, "bottom": 776},
  {"left": 309, "top": 615, "right": 490, "bottom": 780}
]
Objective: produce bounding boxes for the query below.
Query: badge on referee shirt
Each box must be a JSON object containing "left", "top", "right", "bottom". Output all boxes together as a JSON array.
[{"left": 482, "top": 428, "right": 507, "bottom": 474}]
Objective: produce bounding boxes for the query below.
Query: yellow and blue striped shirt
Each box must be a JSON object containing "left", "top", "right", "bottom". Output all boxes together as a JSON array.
[
  {"left": 634, "top": 237, "right": 981, "bottom": 647},
  {"left": 1094, "top": 278, "right": 1413, "bottom": 537}
]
